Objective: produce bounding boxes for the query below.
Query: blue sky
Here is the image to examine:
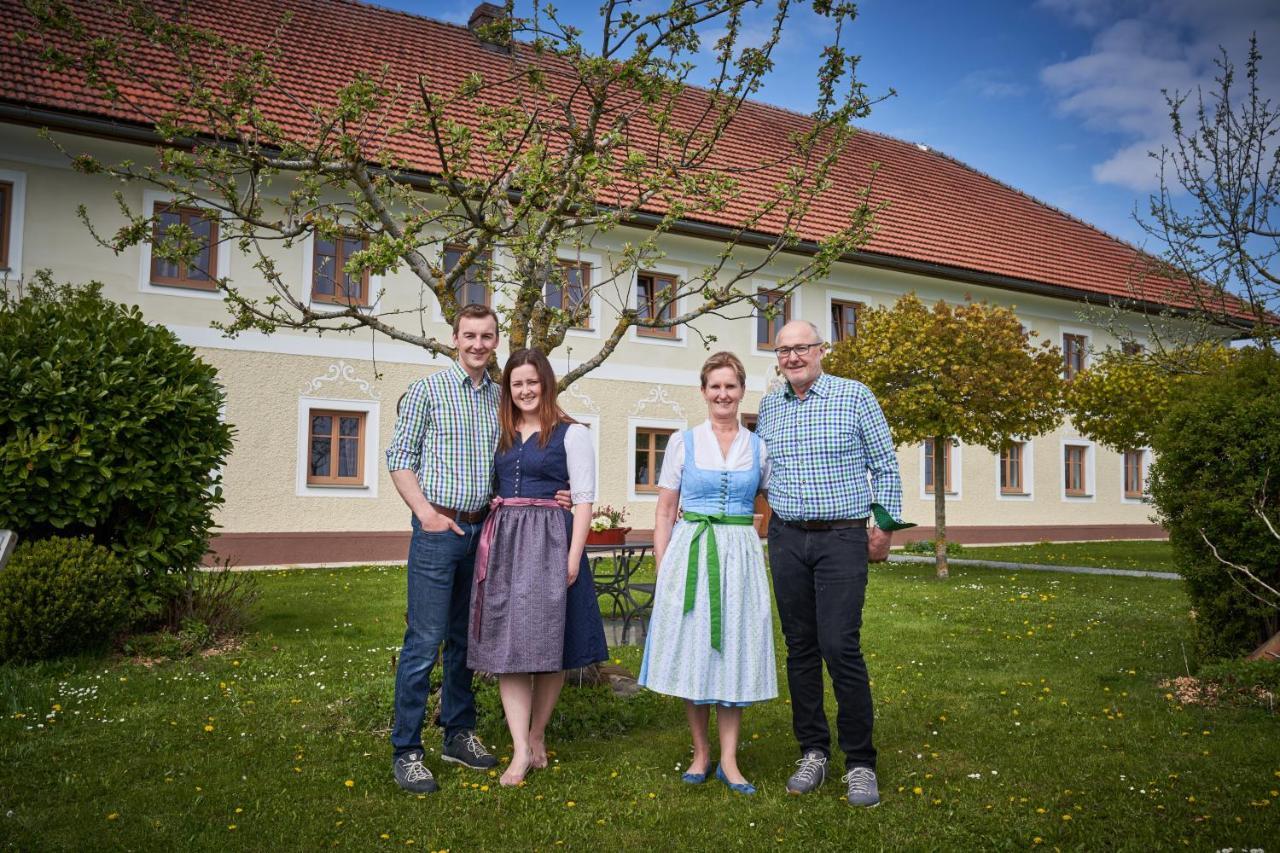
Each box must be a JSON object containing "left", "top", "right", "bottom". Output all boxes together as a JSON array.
[{"left": 384, "top": 0, "right": 1280, "bottom": 251}]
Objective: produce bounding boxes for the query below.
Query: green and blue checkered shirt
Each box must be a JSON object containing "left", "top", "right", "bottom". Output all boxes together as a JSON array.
[
  {"left": 385, "top": 361, "right": 499, "bottom": 512},
  {"left": 757, "top": 372, "right": 904, "bottom": 526}
]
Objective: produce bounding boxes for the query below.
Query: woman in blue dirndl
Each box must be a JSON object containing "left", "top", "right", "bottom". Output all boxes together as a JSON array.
[
  {"left": 639, "top": 351, "right": 777, "bottom": 794},
  {"left": 469, "top": 349, "right": 606, "bottom": 786}
]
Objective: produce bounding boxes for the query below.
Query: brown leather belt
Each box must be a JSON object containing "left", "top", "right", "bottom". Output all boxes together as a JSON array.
[
  {"left": 430, "top": 502, "right": 488, "bottom": 524},
  {"left": 783, "top": 517, "right": 867, "bottom": 531}
]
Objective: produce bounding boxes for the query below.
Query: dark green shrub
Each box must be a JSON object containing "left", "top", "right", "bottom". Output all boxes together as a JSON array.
[
  {"left": 0, "top": 275, "right": 235, "bottom": 579},
  {"left": 0, "top": 537, "right": 136, "bottom": 662},
  {"left": 1149, "top": 347, "right": 1280, "bottom": 658}
]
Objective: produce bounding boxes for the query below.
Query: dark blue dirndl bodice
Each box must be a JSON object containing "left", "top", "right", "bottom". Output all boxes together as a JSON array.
[{"left": 494, "top": 422, "right": 571, "bottom": 500}]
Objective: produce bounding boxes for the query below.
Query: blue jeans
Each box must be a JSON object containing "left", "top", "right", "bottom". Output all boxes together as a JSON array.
[{"left": 391, "top": 514, "right": 482, "bottom": 756}]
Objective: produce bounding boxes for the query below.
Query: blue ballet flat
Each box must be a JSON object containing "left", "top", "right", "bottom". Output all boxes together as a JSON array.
[
  {"left": 681, "top": 769, "right": 708, "bottom": 785},
  {"left": 715, "top": 765, "right": 757, "bottom": 795}
]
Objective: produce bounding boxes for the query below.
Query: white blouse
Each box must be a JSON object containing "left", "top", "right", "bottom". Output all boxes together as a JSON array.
[
  {"left": 564, "top": 422, "right": 597, "bottom": 504},
  {"left": 656, "top": 421, "right": 770, "bottom": 491}
]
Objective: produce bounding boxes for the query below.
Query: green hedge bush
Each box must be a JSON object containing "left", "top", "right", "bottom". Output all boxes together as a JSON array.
[
  {"left": 0, "top": 537, "right": 137, "bottom": 662},
  {"left": 0, "top": 276, "right": 234, "bottom": 579},
  {"left": 1149, "top": 347, "right": 1280, "bottom": 658}
]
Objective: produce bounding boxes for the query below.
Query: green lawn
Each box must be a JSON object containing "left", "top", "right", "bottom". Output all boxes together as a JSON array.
[
  {"left": 927, "top": 539, "right": 1178, "bottom": 572},
  {"left": 2, "top": 561, "right": 1276, "bottom": 851}
]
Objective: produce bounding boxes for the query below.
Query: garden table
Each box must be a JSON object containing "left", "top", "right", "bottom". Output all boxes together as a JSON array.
[{"left": 588, "top": 540, "right": 654, "bottom": 644}]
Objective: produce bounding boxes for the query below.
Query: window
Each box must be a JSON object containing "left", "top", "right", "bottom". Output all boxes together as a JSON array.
[
  {"left": 150, "top": 203, "right": 218, "bottom": 289},
  {"left": 831, "top": 299, "right": 862, "bottom": 343},
  {"left": 923, "top": 438, "right": 954, "bottom": 494},
  {"left": 313, "top": 234, "right": 370, "bottom": 306},
  {"left": 306, "top": 409, "right": 366, "bottom": 486},
  {"left": 1063, "top": 333, "right": 1087, "bottom": 380},
  {"left": 545, "top": 259, "right": 591, "bottom": 329},
  {"left": 1124, "top": 450, "right": 1147, "bottom": 498},
  {"left": 0, "top": 180, "right": 11, "bottom": 270},
  {"left": 756, "top": 288, "right": 791, "bottom": 349},
  {"left": 1000, "top": 442, "right": 1026, "bottom": 494},
  {"left": 443, "top": 244, "right": 492, "bottom": 307},
  {"left": 636, "top": 271, "right": 677, "bottom": 338},
  {"left": 1064, "top": 445, "right": 1088, "bottom": 496},
  {"left": 1121, "top": 341, "right": 1145, "bottom": 356},
  {"left": 634, "top": 427, "right": 674, "bottom": 492}
]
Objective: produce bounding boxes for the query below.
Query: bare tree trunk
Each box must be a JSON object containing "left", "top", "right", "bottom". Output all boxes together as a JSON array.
[{"left": 933, "top": 435, "right": 949, "bottom": 579}]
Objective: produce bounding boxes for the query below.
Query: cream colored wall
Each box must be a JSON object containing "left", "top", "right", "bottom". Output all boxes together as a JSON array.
[{"left": 4, "top": 121, "right": 1161, "bottom": 534}]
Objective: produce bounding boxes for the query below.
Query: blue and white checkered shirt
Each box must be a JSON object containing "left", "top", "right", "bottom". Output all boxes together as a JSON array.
[
  {"left": 757, "top": 372, "right": 904, "bottom": 526},
  {"left": 385, "top": 361, "right": 499, "bottom": 512}
]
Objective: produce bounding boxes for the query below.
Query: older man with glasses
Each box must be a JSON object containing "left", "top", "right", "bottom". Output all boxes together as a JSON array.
[{"left": 756, "top": 319, "right": 910, "bottom": 807}]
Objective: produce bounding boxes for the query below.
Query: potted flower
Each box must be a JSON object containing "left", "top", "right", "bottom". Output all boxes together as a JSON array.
[{"left": 587, "top": 504, "right": 631, "bottom": 546}]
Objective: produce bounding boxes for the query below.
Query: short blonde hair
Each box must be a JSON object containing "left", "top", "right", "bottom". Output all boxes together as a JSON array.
[{"left": 700, "top": 351, "right": 746, "bottom": 388}]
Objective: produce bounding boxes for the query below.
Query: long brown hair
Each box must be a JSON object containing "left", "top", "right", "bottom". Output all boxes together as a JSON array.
[{"left": 498, "top": 349, "right": 574, "bottom": 452}]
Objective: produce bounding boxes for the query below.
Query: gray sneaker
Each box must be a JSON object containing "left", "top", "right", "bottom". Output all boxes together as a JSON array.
[
  {"left": 785, "top": 749, "right": 828, "bottom": 794},
  {"left": 843, "top": 766, "right": 880, "bottom": 807},
  {"left": 393, "top": 751, "right": 439, "bottom": 794},
  {"left": 441, "top": 731, "right": 498, "bottom": 770}
]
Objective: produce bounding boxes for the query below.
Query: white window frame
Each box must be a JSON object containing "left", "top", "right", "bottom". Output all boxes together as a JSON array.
[
  {"left": 1059, "top": 325, "right": 1092, "bottom": 377},
  {"left": 1060, "top": 438, "right": 1096, "bottom": 503},
  {"left": 627, "top": 416, "right": 687, "bottom": 501},
  {"left": 300, "top": 231, "right": 384, "bottom": 313},
  {"left": 0, "top": 168, "right": 28, "bottom": 277},
  {"left": 431, "top": 241, "right": 497, "bottom": 322},
  {"left": 629, "top": 262, "right": 690, "bottom": 348},
  {"left": 918, "top": 438, "right": 962, "bottom": 501},
  {"left": 138, "top": 189, "right": 233, "bottom": 300},
  {"left": 824, "top": 287, "right": 871, "bottom": 345},
  {"left": 551, "top": 249, "right": 604, "bottom": 340},
  {"left": 1120, "top": 447, "right": 1152, "bottom": 504},
  {"left": 995, "top": 438, "right": 1035, "bottom": 502},
  {"left": 751, "top": 277, "right": 802, "bottom": 356},
  {"left": 296, "top": 396, "right": 381, "bottom": 498}
]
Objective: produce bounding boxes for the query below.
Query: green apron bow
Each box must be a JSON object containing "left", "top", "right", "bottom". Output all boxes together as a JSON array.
[{"left": 682, "top": 511, "right": 755, "bottom": 652}]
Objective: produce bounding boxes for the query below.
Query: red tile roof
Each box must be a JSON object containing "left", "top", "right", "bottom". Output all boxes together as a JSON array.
[{"left": 0, "top": 0, "right": 1249, "bottom": 318}]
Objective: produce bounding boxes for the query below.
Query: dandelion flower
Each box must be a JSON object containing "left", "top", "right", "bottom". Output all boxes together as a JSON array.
[{"left": 345, "top": 780, "right": 355, "bottom": 788}]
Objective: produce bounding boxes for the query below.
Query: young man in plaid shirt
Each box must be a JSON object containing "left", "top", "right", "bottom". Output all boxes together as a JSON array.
[
  {"left": 756, "top": 320, "right": 909, "bottom": 807},
  {"left": 384, "top": 304, "right": 506, "bottom": 793}
]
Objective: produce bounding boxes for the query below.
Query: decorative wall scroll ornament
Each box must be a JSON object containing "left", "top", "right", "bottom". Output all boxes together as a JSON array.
[
  {"left": 564, "top": 383, "right": 600, "bottom": 413},
  {"left": 300, "top": 361, "right": 382, "bottom": 400},
  {"left": 628, "top": 384, "right": 686, "bottom": 419}
]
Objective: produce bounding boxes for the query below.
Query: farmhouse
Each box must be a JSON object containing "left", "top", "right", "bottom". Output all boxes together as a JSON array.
[{"left": 1, "top": 0, "right": 1196, "bottom": 565}]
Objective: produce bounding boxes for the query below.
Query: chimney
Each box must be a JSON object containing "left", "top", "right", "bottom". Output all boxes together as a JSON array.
[{"left": 468, "top": 3, "right": 511, "bottom": 51}]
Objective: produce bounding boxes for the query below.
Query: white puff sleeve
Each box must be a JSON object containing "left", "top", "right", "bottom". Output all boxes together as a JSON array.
[
  {"left": 656, "top": 430, "right": 685, "bottom": 491},
  {"left": 564, "top": 423, "right": 597, "bottom": 504}
]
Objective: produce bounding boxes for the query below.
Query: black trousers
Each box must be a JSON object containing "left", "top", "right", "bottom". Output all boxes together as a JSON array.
[{"left": 768, "top": 517, "right": 876, "bottom": 770}]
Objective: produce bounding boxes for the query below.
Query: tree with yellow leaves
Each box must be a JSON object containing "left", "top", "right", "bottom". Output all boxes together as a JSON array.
[
  {"left": 1065, "top": 342, "right": 1234, "bottom": 452},
  {"left": 826, "top": 294, "right": 1065, "bottom": 578}
]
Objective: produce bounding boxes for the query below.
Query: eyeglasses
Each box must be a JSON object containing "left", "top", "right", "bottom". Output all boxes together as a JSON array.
[{"left": 774, "top": 343, "right": 823, "bottom": 358}]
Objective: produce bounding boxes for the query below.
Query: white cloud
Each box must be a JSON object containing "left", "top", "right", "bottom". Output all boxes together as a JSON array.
[{"left": 1039, "top": 1, "right": 1280, "bottom": 191}]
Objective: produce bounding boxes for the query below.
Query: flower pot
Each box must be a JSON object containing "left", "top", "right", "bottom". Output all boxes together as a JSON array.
[{"left": 587, "top": 526, "right": 631, "bottom": 546}]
